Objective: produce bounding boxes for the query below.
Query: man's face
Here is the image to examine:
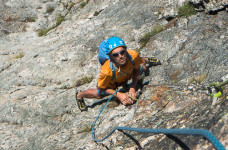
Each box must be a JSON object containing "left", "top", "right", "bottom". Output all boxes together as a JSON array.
[{"left": 110, "top": 47, "right": 127, "bottom": 66}]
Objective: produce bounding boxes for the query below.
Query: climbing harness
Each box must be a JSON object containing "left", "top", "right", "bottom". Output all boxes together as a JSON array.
[{"left": 91, "top": 90, "right": 225, "bottom": 150}]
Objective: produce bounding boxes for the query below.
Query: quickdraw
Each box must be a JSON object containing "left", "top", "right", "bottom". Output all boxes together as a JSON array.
[{"left": 207, "top": 79, "right": 228, "bottom": 98}]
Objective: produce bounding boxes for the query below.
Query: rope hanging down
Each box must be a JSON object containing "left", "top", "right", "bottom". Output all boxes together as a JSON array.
[{"left": 91, "top": 90, "right": 225, "bottom": 150}]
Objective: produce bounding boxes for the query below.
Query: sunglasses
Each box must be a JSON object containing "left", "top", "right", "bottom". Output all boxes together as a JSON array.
[{"left": 111, "top": 49, "right": 126, "bottom": 57}]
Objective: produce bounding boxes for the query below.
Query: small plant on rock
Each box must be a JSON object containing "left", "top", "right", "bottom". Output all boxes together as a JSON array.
[
  {"left": 68, "top": 2, "right": 75, "bottom": 10},
  {"left": 14, "top": 52, "right": 25, "bottom": 59},
  {"left": 46, "top": 6, "right": 55, "bottom": 13},
  {"left": 38, "top": 26, "right": 54, "bottom": 37},
  {"left": 75, "top": 76, "right": 94, "bottom": 87},
  {"left": 80, "top": 1, "right": 87, "bottom": 8},
  {"left": 178, "top": 2, "right": 196, "bottom": 17},
  {"left": 38, "top": 29, "right": 48, "bottom": 37},
  {"left": 26, "top": 17, "right": 36, "bottom": 22},
  {"left": 139, "top": 25, "right": 165, "bottom": 50},
  {"left": 37, "top": 14, "right": 64, "bottom": 37},
  {"left": 79, "top": 125, "right": 92, "bottom": 133},
  {"left": 94, "top": 11, "right": 99, "bottom": 16},
  {"left": 81, "top": 76, "right": 94, "bottom": 84},
  {"left": 56, "top": 14, "right": 65, "bottom": 26}
]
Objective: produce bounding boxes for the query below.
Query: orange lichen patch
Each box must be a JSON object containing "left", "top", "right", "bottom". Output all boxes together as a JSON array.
[
  {"left": 53, "top": 114, "right": 65, "bottom": 122},
  {"left": 53, "top": 115, "right": 65, "bottom": 122},
  {"left": 151, "top": 91, "right": 162, "bottom": 101},
  {"left": 138, "top": 100, "right": 153, "bottom": 107},
  {"left": 53, "top": 116, "right": 60, "bottom": 122},
  {"left": 155, "top": 99, "right": 169, "bottom": 108},
  {"left": 2, "top": 16, "right": 17, "bottom": 22},
  {"left": 149, "top": 86, "right": 170, "bottom": 101},
  {"left": 192, "top": 54, "right": 199, "bottom": 60},
  {"left": 169, "top": 69, "right": 181, "bottom": 81},
  {"left": 165, "top": 18, "right": 178, "bottom": 29},
  {"left": 183, "top": 49, "right": 190, "bottom": 53},
  {"left": 91, "top": 60, "right": 97, "bottom": 63},
  {"left": 221, "top": 94, "right": 227, "bottom": 100}
]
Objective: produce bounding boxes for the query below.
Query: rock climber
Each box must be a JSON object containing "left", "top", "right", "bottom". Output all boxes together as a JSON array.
[{"left": 76, "top": 37, "right": 161, "bottom": 111}]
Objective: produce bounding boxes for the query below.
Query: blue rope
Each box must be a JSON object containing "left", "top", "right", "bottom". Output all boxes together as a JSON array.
[{"left": 91, "top": 91, "right": 225, "bottom": 150}]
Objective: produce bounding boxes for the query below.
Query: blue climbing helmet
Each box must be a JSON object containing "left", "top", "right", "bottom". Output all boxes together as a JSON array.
[
  {"left": 98, "top": 37, "right": 127, "bottom": 65},
  {"left": 105, "top": 37, "right": 127, "bottom": 54}
]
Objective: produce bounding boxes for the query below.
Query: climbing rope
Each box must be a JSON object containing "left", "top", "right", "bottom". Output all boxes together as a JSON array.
[{"left": 91, "top": 90, "right": 225, "bottom": 150}]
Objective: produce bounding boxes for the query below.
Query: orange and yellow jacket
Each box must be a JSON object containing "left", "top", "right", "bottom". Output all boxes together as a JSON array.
[{"left": 97, "top": 50, "right": 143, "bottom": 89}]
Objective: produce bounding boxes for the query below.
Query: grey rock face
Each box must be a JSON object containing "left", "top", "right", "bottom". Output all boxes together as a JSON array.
[
  {"left": 0, "top": 0, "right": 227, "bottom": 150},
  {"left": 190, "top": 0, "right": 228, "bottom": 12},
  {"left": 142, "top": 11, "right": 228, "bottom": 85}
]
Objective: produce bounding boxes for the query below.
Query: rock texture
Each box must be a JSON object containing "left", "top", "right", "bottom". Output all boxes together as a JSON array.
[
  {"left": 190, "top": 0, "right": 228, "bottom": 12},
  {"left": 0, "top": 0, "right": 227, "bottom": 150}
]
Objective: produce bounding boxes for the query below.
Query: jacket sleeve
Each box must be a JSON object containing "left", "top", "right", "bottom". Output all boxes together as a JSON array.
[
  {"left": 97, "top": 62, "right": 113, "bottom": 89},
  {"left": 130, "top": 50, "right": 143, "bottom": 69}
]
